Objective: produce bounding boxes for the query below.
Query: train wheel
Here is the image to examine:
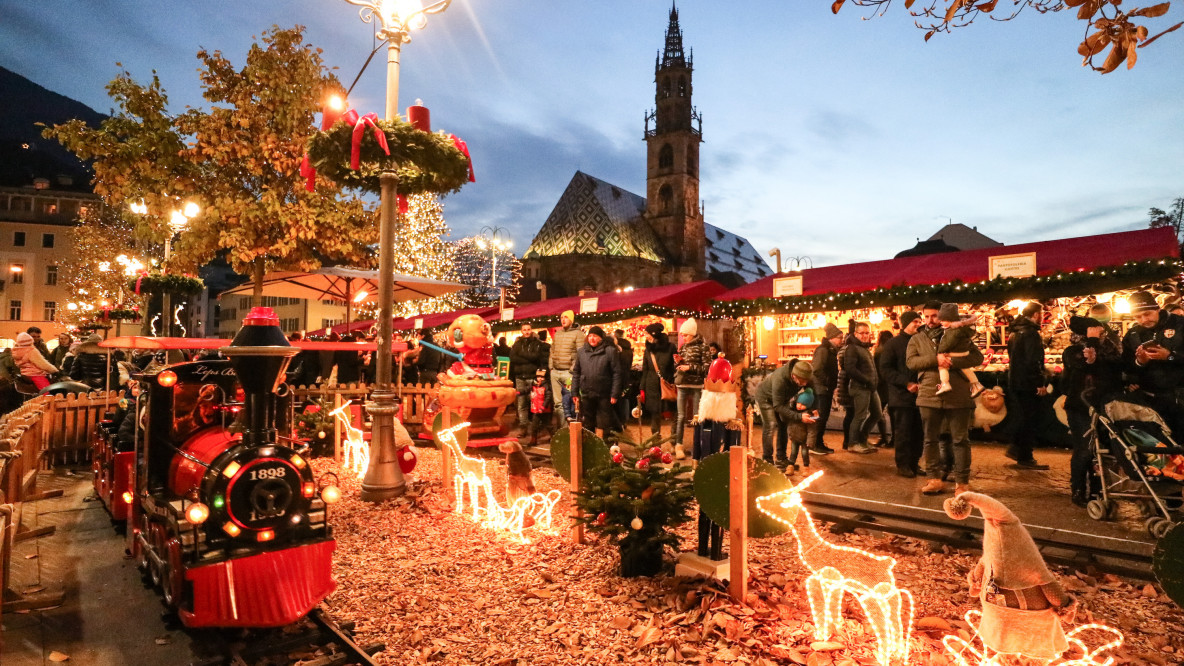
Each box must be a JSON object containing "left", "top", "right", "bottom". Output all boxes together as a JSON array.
[
  {"left": 135, "top": 516, "right": 150, "bottom": 572},
  {"left": 161, "top": 529, "right": 183, "bottom": 609},
  {"left": 1086, "top": 499, "right": 1111, "bottom": 521},
  {"left": 1151, "top": 518, "right": 1175, "bottom": 540},
  {"left": 148, "top": 523, "right": 165, "bottom": 587}
]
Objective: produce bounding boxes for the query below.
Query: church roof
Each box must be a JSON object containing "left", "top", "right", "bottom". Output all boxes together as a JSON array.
[
  {"left": 927, "top": 223, "right": 1002, "bottom": 251},
  {"left": 704, "top": 223, "right": 773, "bottom": 284},
  {"left": 523, "top": 171, "right": 666, "bottom": 262}
]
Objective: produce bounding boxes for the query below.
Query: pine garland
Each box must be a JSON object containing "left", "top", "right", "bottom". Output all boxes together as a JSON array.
[
  {"left": 306, "top": 118, "right": 472, "bottom": 196},
  {"left": 713, "top": 257, "right": 1184, "bottom": 317},
  {"left": 492, "top": 305, "right": 722, "bottom": 333},
  {"left": 128, "top": 273, "right": 205, "bottom": 296}
]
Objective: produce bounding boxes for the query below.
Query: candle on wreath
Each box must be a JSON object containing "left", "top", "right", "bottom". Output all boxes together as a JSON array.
[
  {"left": 407, "top": 99, "right": 430, "bottom": 132},
  {"left": 320, "top": 94, "right": 346, "bottom": 131}
]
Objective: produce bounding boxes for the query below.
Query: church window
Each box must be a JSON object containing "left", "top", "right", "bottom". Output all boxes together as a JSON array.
[
  {"left": 678, "top": 76, "right": 687, "bottom": 97},
  {"left": 658, "top": 185, "right": 673, "bottom": 213},
  {"left": 687, "top": 153, "right": 695, "bottom": 173},
  {"left": 662, "top": 77, "right": 671, "bottom": 98},
  {"left": 658, "top": 144, "right": 673, "bottom": 169}
]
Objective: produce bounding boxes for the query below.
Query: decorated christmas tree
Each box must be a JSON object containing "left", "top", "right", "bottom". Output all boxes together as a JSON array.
[
  {"left": 386, "top": 193, "right": 464, "bottom": 318},
  {"left": 57, "top": 207, "right": 159, "bottom": 328},
  {"left": 447, "top": 236, "right": 522, "bottom": 309}
]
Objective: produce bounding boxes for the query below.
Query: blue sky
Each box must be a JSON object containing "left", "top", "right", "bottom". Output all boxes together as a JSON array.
[{"left": 2, "top": 0, "right": 1181, "bottom": 269}]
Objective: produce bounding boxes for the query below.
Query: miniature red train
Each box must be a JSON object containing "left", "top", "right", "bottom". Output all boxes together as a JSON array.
[{"left": 91, "top": 309, "right": 342, "bottom": 628}]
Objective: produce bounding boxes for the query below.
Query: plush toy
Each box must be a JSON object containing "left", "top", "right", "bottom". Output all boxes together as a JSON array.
[
  {"left": 446, "top": 314, "right": 496, "bottom": 378},
  {"left": 944, "top": 492, "right": 1075, "bottom": 660},
  {"left": 973, "top": 387, "right": 1007, "bottom": 432}
]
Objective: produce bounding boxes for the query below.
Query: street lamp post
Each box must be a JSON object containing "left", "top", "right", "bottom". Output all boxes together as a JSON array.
[
  {"left": 130, "top": 199, "right": 198, "bottom": 336},
  {"left": 477, "top": 225, "right": 512, "bottom": 310},
  {"left": 341, "top": 0, "right": 454, "bottom": 502}
]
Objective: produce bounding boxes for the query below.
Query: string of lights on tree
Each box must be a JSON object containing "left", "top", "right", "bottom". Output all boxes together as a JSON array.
[
  {"left": 712, "top": 258, "right": 1184, "bottom": 317},
  {"left": 57, "top": 207, "right": 159, "bottom": 328},
  {"left": 447, "top": 236, "right": 522, "bottom": 309}
]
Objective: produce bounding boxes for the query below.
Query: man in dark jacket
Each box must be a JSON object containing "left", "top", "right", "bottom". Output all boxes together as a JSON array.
[
  {"left": 570, "top": 326, "right": 622, "bottom": 437},
  {"left": 509, "top": 324, "right": 547, "bottom": 434},
  {"left": 808, "top": 323, "right": 844, "bottom": 456},
  {"left": 907, "top": 303, "right": 984, "bottom": 495},
  {"left": 755, "top": 360, "right": 817, "bottom": 470},
  {"left": 1122, "top": 290, "right": 1184, "bottom": 433},
  {"left": 879, "top": 310, "right": 924, "bottom": 477},
  {"left": 1006, "top": 302, "right": 1050, "bottom": 470},
  {"left": 72, "top": 334, "right": 113, "bottom": 390},
  {"left": 842, "top": 322, "right": 879, "bottom": 454},
  {"left": 612, "top": 329, "right": 635, "bottom": 428},
  {"left": 1063, "top": 315, "right": 1122, "bottom": 506}
]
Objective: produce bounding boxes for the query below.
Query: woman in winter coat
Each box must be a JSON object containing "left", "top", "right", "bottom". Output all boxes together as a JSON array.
[
  {"left": 674, "top": 318, "right": 711, "bottom": 447},
  {"left": 639, "top": 322, "right": 675, "bottom": 438},
  {"left": 12, "top": 332, "right": 58, "bottom": 391}
]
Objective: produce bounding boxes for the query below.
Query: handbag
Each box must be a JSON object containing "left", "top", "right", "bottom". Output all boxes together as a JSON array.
[{"left": 650, "top": 353, "right": 677, "bottom": 401}]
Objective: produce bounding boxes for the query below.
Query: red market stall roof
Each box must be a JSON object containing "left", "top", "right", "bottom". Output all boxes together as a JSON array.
[
  {"left": 322, "top": 307, "right": 499, "bottom": 336},
  {"left": 714, "top": 227, "right": 1182, "bottom": 316},
  {"left": 492, "top": 280, "right": 727, "bottom": 331}
]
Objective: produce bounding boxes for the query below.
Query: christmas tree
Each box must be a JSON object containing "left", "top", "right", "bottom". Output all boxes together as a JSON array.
[
  {"left": 58, "top": 207, "right": 159, "bottom": 328},
  {"left": 385, "top": 193, "right": 464, "bottom": 318},
  {"left": 447, "top": 236, "right": 522, "bottom": 309}
]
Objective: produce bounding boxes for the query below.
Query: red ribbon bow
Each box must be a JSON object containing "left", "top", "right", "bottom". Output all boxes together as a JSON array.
[
  {"left": 449, "top": 134, "right": 476, "bottom": 183},
  {"left": 351, "top": 112, "right": 390, "bottom": 171},
  {"left": 300, "top": 153, "right": 316, "bottom": 192}
]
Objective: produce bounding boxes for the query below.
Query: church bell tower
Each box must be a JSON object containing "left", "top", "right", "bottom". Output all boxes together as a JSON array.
[{"left": 644, "top": 3, "right": 705, "bottom": 277}]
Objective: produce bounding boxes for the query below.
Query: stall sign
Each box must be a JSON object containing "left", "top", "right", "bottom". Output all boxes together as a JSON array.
[
  {"left": 773, "top": 276, "right": 804, "bottom": 297},
  {"left": 580, "top": 297, "right": 599, "bottom": 314},
  {"left": 988, "top": 252, "right": 1037, "bottom": 279},
  {"left": 413, "top": 317, "right": 424, "bottom": 330},
  {"left": 500, "top": 308, "right": 515, "bottom": 321}
]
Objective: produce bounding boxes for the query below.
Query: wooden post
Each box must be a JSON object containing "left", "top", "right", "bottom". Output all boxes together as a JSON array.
[
  {"left": 569, "top": 421, "right": 584, "bottom": 545},
  {"left": 729, "top": 445, "right": 748, "bottom": 602},
  {"left": 332, "top": 393, "right": 342, "bottom": 465},
  {"left": 441, "top": 409, "right": 454, "bottom": 506}
]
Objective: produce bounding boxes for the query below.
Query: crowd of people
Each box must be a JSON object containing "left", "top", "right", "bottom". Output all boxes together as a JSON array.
[{"left": 754, "top": 292, "right": 1184, "bottom": 505}]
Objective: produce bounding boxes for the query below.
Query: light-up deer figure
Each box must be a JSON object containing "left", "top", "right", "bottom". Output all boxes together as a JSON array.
[
  {"left": 436, "top": 422, "right": 560, "bottom": 541},
  {"left": 756, "top": 471, "right": 914, "bottom": 665},
  {"left": 329, "top": 401, "right": 369, "bottom": 480}
]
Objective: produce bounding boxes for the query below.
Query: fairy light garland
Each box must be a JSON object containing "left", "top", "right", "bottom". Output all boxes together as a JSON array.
[
  {"left": 491, "top": 305, "right": 724, "bottom": 333},
  {"left": 714, "top": 258, "right": 1183, "bottom": 317},
  {"left": 436, "top": 423, "right": 559, "bottom": 542},
  {"left": 942, "top": 610, "right": 1123, "bottom": 666},
  {"left": 756, "top": 470, "right": 914, "bottom": 665}
]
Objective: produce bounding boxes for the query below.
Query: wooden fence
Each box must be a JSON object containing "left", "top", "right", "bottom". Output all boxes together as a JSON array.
[{"left": 290, "top": 382, "right": 438, "bottom": 432}]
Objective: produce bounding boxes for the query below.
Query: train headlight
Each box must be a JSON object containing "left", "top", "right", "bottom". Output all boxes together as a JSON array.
[
  {"left": 185, "top": 502, "right": 210, "bottom": 525},
  {"left": 257, "top": 529, "right": 275, "bottom": 542},
  {"left": 121, "top": 491, "right": 134, "bottom": 504},
  {"left": 222, "top": 522, "right": 241, "bottom": 537},
  {"left": 320, "top": 485, "right": 341, "bottom": 504},
  {"left": 302, "top": 482, "right": 316, "bottom": 498},
  {"left": 157, "top": 370, "right": 178, "bottom": 387}
]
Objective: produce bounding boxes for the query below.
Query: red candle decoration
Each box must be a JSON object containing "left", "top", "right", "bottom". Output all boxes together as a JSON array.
[
  {"left": 320, "top": 95, "right": 347, "bottom": 131},
  {"left": 407, "top": 99, "right": 430, "bottom": 132}
]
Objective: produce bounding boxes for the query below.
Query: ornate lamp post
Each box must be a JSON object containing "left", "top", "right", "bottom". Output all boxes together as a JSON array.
[
  {"left": 340, "top": 0, "right": 454, "bottom": 502},
  {"left": 129, "top": 199, "right": 199, "bottom": 336},
  {"left": 476, "top": 225, "right": 512, "bottom": 310}
]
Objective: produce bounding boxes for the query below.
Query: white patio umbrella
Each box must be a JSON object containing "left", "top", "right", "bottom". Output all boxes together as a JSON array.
[{"left": 220, "top": 266, "right": 468, "bottom": 333}]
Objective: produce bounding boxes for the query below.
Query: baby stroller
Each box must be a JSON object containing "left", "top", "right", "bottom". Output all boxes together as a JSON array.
[{"left": 1088, "top": 392, "right": 1184, "bottom": 538}]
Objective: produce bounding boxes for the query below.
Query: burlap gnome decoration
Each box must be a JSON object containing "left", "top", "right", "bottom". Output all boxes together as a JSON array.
[{"left": 944, "top": 492, "right": 1077, "bottom": 660}]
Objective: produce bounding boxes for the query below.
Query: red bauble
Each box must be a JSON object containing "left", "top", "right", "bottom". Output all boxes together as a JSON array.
[
  {"left": 648, "top": 446, "right": 663, "bottom": 458},
  {"left": 596, "top": 512, "right": 607, "bottom": 525},
  {"left": 661, "top": 453, "right": 673, "bottom": 464},
  {"left": 612, "top": 452, "right": 624, "bottom": 464},
  {"left": 637, "top": 459, "right": 650, "bottom": 469}
]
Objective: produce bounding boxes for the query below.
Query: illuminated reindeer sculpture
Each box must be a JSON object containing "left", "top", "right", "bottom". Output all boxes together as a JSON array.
[
  {"left": 329, "top": 400, "right": 370, "bottom": 479},
  {"left": 756, "top": 471, "right": 914, "bottom": 665},
  {"left": 436, "top": 422, "right": 560, "bottom": 541}
]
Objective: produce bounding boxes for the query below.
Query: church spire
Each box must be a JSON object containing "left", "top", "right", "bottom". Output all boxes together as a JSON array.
[{"left": 661, "top": 2, "right": 687, "bottom": 69}]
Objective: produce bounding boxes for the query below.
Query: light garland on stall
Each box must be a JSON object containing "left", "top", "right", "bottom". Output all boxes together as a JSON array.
[
  {"left": 715, "top": 258, "right": 1184, "bottom": 317},
  {"left": 756, "top": 470, "right": 914, "bottom": 666},
  {"left": 942, "top": 610, "right": 1123, "bottom": 666},
  {"left": 490, "top": 305, "right": 723, "bottom": 333},
  {"left": 436, "top": 423, "right": 560, "bottom": 542}
]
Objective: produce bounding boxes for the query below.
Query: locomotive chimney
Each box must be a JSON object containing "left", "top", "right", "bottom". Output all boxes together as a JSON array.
[{"left": 220, "top": 307, "right": 298, "bottom": 447}]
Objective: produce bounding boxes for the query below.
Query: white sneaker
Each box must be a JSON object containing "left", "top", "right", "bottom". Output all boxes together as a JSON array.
[{"left": 935, "top": 383, "right": 953, "bottom": 395}]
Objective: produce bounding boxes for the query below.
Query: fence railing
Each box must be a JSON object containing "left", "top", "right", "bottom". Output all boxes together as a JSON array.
[{"left": 290, "top": 382, "right": 438, "bottom": 432}]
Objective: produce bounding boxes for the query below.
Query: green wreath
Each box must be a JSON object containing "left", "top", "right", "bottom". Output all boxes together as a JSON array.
[
  {"left": 306, "top": 117, "right": 471, "bottom": 196},
  {"left": 129, "top": 273, "right": 205, "bottom": 296}
]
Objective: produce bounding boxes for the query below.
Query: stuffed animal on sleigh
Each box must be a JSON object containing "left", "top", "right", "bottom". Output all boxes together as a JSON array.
[{"left": 435, "top": 314, "right": 516, "bottom": 437}]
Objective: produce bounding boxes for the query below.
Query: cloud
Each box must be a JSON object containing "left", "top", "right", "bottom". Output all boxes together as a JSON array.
[{"left": 804, "top": 108, "right": 877, "bottom": 145}]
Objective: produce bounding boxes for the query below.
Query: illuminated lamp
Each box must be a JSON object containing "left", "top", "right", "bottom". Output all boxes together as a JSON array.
[
  {"left": 157, "top": 371, "right": 178, "bottom": 387},
  {"left": 1115, "top": 298, "right": 1131, "bottom": 314},
  {"left": 762, "top": 316, "right": 775, "bottom": 331},
  {"left": 122, "top": 491, "right": 134, "bottom": 504},
  {"left": 290, "top": 514, "right": 304, "bottom": 524},
  {"left": 813, "top": 314, "right": 827, "bottom": 328},
  {"left": 320, "top": 485, "right": 342, "bottom": 504},
  {"left": 1006, "top": 300, "right": 1028, "bottom": 311},
  {"left": 869, "top": 310, "right": 884, "bottom": 325},
  {"left": 213, "top": 495, "right": 225, "bottom": 509},
  {"left": 221, "top": 461, "right": 241, "bottom": 478},
  {"left": 302, "top": 482, "right": 316, "bottom": 498},
  {"left": 182, "top": 201, "right": 201, "bottom": 219},
  {"left": 352, "top": 289, "right": 369, "bottom": 303},
  {"left": 222, "top": 522, "right": 241, "bottom": 537},
  {"left": 185, "top": 503, "right": 209, "bottom": 525},
  {"left": 256, "top": 529, "right": 275, "bottom": 542},
  {"left": 1095, "top": 292, "right": 1114, "bottom": 303},
  {"left": 291, "top": 454, "right": 306, "bottom": 469}
]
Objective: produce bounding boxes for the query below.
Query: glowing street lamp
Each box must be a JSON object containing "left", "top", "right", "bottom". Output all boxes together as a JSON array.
[
  {"left": 340, "top": 0, "right": 455, "bottom": 502},
  {"left": 129, "top": 198, "right": 200, "bottom": 335},
  {"left": 477, "top": 225, "right": 512, "bottom": 309}
]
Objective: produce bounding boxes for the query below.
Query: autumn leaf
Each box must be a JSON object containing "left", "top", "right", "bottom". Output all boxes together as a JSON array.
[
  {"left": 831, "top": 0, "right": 846, "bottom": 14},
  {"left": 1132, "top": 2, "right": 1171, "bottom": 17}
]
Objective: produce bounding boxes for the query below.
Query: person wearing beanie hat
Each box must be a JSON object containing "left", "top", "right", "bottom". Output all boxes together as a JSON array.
[
  {"left": 569, "top": 324, "right": 622, "bottom": 437},
  {"left": 1122, "top": 290, "right": 1184, "bottom": 434},
  {"left": 806, "top": 322, "right": 845, "bottom": 456},
  {"left": 673, "top": 318, "right": 710, "bottom": 448},
  {"left": 1006, "top": 302, "right": 1050, "bottom": 471},
  {"left": 549, "top": 309, "right": 586, "bottom": 423},
  {"left": 755, "top": 359, "right": 819, "bottom": 472},
  {"left": 934, "top": 304, "right": 985, "bottom": 399},
  {"left": 943, "top": 492, "right": 1075, "bottom": 659},
  {"left": 12, "top": 331, "right": 59, "bottom": 391},
  {"left": 879, "top": 309, "right": 925, "bottom": 477},
  {"left": 639, "top": 322, "right": 675, "bottom": 437}
]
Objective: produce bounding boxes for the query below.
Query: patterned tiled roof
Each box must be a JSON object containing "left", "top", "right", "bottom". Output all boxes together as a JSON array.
[
  {"left": 524, "top": 171, "right": 666, "bottom": 261},
  {"left": 704, "top": 223, "right": 773, "bottom": 284}
]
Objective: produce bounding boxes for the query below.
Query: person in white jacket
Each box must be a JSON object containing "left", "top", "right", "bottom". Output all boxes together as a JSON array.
[{"left": 12, "top": 332, "right": 58, "bottom": 391}]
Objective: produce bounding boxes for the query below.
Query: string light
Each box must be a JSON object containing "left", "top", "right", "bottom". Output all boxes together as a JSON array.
[
  {"left": 942, "top": 610, "right": 1123, "bottom": 666},
  {"left": 756, "top": 470, "right": 914, "bottom": 666},
  {"left": 329, "top": 400, "right": 370, "bottom": 480},
  {"left": 436, "top": 422, "right": 560, "bottom": 542}
]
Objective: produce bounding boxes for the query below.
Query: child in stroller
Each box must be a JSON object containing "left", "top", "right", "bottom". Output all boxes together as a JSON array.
[{"left": 1089, "top": 391, "right": 1184, "bottom": 538}]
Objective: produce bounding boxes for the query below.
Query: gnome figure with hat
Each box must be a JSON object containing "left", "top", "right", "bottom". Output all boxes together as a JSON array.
[
  {"left": 691, "top": 349, "right": 745, "bottom": 559},
  {"left": 944, "top": 492, "right": 1077, "bottom": 660}
]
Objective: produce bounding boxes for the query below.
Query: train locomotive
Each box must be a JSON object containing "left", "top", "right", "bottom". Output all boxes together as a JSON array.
[{"left": 115, "top": 308, "right": 341, "bottom": 627}]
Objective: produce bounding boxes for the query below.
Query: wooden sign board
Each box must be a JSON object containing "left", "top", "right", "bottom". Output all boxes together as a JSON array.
[
  {"left": 579, "top": 297, "right": 599, "bottom": 314},
  {"left": 413, "top": 317, "right": 424, "bottom": 330},
  {"left": 500, "top": 308, "right": 515, "bottom": 321},
  {"left": 773, "top": 275, "right": 803, "bottom": 297},
  {"left": 989, "top": 252, "right": 1037, "bottom": 279}
]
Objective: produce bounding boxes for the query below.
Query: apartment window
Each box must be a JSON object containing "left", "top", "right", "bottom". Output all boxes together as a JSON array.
[
  {"left": 321, "top": 318, "right": 340, "bottom": 329},
  {"left": 46, "top": 265, "right": 58, "bottom": 286},
  {"left": 281, "top": 317, "right": 300, "bottom": 331},
  {"left": 13, "top": 231, "right": 25, "bottom": 247},
  {"left": 43, "top": 301, "right": 56, "bottom": 321},
  {"left": 220, "top": 308, "right": 238, "bottom": 322},
  {"left": 41, "top": 202, "right": 58, "bottom": 215},
  {"left": 10, "top": 265, "right": 24, "bottom": 285},
  {"left": 9, "top": 197, "right": 31, "bottom": 213},
  {"left": 8, "top": 300, "right": 21, "bottom": 321},
  {"left": 42, "top": 233, "right": 55, "bottom": 249}
]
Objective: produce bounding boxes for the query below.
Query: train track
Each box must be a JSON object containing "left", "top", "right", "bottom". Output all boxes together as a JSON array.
[{"left": 189, "top": 607, "right": 383, "bottom": 666}]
